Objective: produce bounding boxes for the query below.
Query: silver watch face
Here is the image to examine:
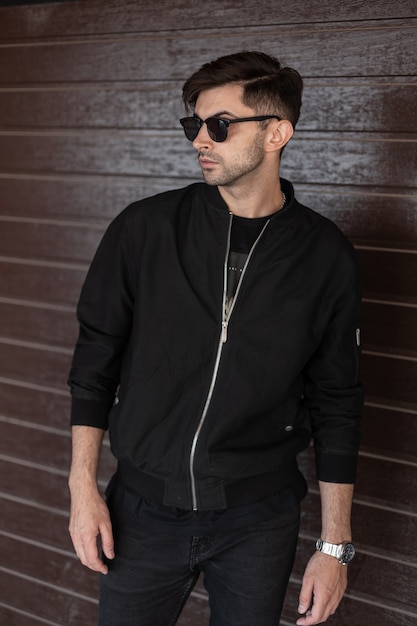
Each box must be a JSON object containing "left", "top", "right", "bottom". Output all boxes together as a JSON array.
[{"left": 341, "top": 542, "right": 356, "bottom": 564}]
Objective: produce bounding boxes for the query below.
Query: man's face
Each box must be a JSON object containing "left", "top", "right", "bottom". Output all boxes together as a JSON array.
[{"left": 191, "top": 84, "right": 267, "bottom": 188}]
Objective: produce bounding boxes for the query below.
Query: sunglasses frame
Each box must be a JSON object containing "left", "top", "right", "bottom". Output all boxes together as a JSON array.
[{"left": 179, "top": 115, "right": 282, "bottom": 143}]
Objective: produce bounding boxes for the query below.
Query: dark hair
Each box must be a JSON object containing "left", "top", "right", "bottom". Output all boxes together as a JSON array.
[{"left": 182, "top": 51, "right": 303, "bottom": 128}]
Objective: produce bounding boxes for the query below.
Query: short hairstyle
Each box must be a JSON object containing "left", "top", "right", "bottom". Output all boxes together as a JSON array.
[{"left": 182, "top": 51, "right": 303, "bottom": 128}]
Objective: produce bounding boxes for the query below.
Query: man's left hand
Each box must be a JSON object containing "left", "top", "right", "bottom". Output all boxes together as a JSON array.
[{"left": 296, "top": 551, "right": 348, "bottom": 625}]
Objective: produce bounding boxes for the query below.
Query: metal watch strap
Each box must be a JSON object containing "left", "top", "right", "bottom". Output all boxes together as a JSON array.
[
  {"left": 316, "top": 538, "right": 343, "bottom": 559},
  {"left": 315, "top": 538, "right": 355, "bottom": 564}
]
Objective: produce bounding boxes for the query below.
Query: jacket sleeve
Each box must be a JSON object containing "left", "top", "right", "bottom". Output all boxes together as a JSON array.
[
  {"left": 68, "top": 207, "right": 138, "bottom": 430},
  {"left": 303, "top": 242, "right": 364, "bottom": 484}
]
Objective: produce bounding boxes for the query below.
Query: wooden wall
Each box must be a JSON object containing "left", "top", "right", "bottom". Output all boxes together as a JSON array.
[{"left": 0, "top": 1, "right": 416, "bottom": 624}]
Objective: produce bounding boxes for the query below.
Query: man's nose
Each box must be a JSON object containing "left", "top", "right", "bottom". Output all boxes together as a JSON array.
[{"left": 192, "top": 122, "right": 213, "bottom": 149}]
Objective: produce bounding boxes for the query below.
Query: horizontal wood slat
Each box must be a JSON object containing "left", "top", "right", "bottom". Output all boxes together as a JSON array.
[
  {"left": 0, "top": 20, "right": 416, "bottom": 82},
  {"left": 359, "top": 248, "right": 417, "bottom": 304},
  {"left": 0, "top": 220, "right": 104, "bottom": 264},
  {"left": 0, "top": 569, "right": 97, "bottom": 626},
  {"left": 0, "top": 533, "right": 98, "bottom": 605},
  {"left": 1, "top": 78, "right": 415, "bottom": 134},
  {"left": 361, "top": 404, "right": 417, "bottom": 461},
  {"left": 0, "top": 301, "right": 77, "bottom": 347},
  {"left": 301, "top": 190, "right": 417, "bottom": 250},
  {"left": 0, "top": 0, "right": 414, "bottom": 40},
  {"left": 362, "top": 351, "right": 417, "bottom": 408},
  {"left": 0, "top": 260, "right": 86, "bottom": 306},
  {"left": 0, "top": 424, "right": 71, "bottom": 475},
  {"left": 1, "top": 496, "right": 69, "bottom": 549},
  {"left": 0, "top": 605, "right": 62, "bottom": 626},
  {"left": 0, "top": 132, "right": 415, "bottom": 189},
  {"left": 0, "top": 381, "right": 70, "bottom": 428},
  {"left": 0, "top": 342, "right": 72, "bottom": 388},
  {"left": 0, "top": 174, "right": 175, "bottom": 221},
  {"left": 362, "top": 300, "right": 417, "bottom": 357}
]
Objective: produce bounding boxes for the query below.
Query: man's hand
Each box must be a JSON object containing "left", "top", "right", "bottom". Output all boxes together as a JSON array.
[
  {"left": 69, "top": 484, "right": 115, "bottom": 574},
  {"left": 296, "top": 551, "right": 348, "bottom": 625}
]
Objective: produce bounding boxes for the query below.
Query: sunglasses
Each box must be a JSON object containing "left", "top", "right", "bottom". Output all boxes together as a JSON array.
[{"left": 179, "top": 115, "right": 281, "bottom": 143}]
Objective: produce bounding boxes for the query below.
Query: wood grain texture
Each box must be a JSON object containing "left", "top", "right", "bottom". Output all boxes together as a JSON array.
[
  {"left": 1, "top": 0, "right": 415, "bottom": 40},
  {"left": 1, "top": 77, "right": 415, "bottom": 133},
  {"left": 361, "top": 404, "right": 417, "bottom": 461},
  {"left": 0, "top": 260, "right": 87, "bottom": 306},
  {"left": 0, "top": 19, "right": 416, "bottom": 82}
]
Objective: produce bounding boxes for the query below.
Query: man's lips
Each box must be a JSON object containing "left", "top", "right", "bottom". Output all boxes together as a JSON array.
[{"left": 199, "top": 156, "right": 218, "bottom": 167}]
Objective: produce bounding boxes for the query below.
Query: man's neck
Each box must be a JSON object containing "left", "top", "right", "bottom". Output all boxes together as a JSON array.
[{"left": 218, "top": 180, "right": 285, "bottom": 219}]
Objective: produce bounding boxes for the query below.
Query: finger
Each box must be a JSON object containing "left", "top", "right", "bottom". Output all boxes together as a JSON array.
[
  {"left": 99, "top": 520, "right": 115, "bottom": 561},
  {"left": 297, "top": 578, "right": 313, "bottom": 617},
  {"left": 79, "top": 527, "right": 109, "bottom": 574}
]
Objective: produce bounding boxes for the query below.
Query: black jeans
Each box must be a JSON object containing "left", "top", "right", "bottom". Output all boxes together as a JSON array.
[{"left": 98, "top": 481, "right": 300, "bottom": 626}]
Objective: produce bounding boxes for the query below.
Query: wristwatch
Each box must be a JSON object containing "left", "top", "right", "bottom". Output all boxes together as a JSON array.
[{"left": 316, "top": 538, "right": 356, "bottom": 565}]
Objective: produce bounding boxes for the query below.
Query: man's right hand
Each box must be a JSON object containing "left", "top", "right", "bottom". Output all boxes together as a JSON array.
[{"left": 69, "top": 485, "right": 115, "bottom": 574}]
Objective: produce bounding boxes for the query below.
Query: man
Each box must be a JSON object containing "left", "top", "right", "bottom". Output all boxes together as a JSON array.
[{"left": 68, "top": 51, "right": 363, "bottom": 626}]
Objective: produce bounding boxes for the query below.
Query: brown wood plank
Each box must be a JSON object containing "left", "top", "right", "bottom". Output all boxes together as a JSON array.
[
  {"left": 0, "top": 132, "right": 415, "bottom": 190},
  {"left": 0, "top": 533, "right": 99, "bottom": 600},
  {"left": 1, "top": 78, "right": 415, "bottom": 134},
  {"left": 361, "top": 404, "right": 417, "bottom": 461},
  {"left": 0, "top": 220, "right": 104, "bottom": 264},
  {"left": 0, "top": 605, "right": 61, "bottom": 626},
  {"left": 0, "top": 260, "right": 86, "bottom": 306},
  {"left": 359, "top": 249, "right": 417, "bottom": 304},
  {"left": 0, "top": 459, "right": 69, "bottom": 510},
  {"left": 0, "top": 20, "right": 416, "bottom": 84},
  {"left": 299, "top": 188, "right": 417, "bottom": 250},
  {"left": 0, "top": 569, "right": 98, "bottom": 626},
  {"left": 0, "top": 0, "right": 414, "bottom": 40},
  {"left": 362, "top": 300, "right": 417, "bottom": 357},
  {"left": 283, "top": 135, "right": 417, "bottom": 190},
  {"left": 0, "top": 342, "right": 72, "bottom": 388},
  {"left": 0, "top": 422, "right": 71, "bottom": 474},
  {"left": 0, "top": 174, "right": 175, "bottom": 221},
  {"left": 1, "top": 496, "right": 70, "bottom": 549},
  {"left": 0, "top": 83, "right": 184, "bottom": 130},
  {"left": 0, "top": 382, "right": 70, "bottom": 429},
  {"left": 362, "top": 351, "right": 417, "bottom": 408},
  {"left": 0, "top": 301, "right": 77, "bottom": 348}
]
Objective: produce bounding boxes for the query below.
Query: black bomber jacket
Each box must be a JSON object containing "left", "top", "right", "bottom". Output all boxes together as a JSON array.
[{"left": 68, "top": 179, "right": 363, "bottom": 511}]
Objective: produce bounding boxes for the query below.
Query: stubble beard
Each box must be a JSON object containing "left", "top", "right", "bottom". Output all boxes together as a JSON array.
[{"left": 199, "top": 132, "right": 266, "bottom": 187}]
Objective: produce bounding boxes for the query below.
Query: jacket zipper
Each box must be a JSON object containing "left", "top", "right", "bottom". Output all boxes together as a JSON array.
[{"left": 189, "top": 213, "right": 271, "bottom": 510}]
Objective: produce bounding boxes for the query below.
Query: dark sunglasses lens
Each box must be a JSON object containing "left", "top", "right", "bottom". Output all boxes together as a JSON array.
[
  {"left": 206, "top": 118, "right": 227, "bottom": 142},
  {"left": 181, "top": 118, "right": 201, "bottom": 141}
]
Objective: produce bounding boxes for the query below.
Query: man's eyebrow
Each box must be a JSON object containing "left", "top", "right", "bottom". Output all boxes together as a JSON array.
[{"left": 194, "top": 110, "right": 237, "bottom": 119}]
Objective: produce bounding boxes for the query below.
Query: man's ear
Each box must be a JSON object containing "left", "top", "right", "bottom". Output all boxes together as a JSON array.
[{"left": 265, "top": 119, "right": 294, "bottom": 153}]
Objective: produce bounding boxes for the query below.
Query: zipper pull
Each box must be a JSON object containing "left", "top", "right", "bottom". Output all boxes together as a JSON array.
[{"left": 221, "top": 320, "right": 228, "bottom": 343}]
